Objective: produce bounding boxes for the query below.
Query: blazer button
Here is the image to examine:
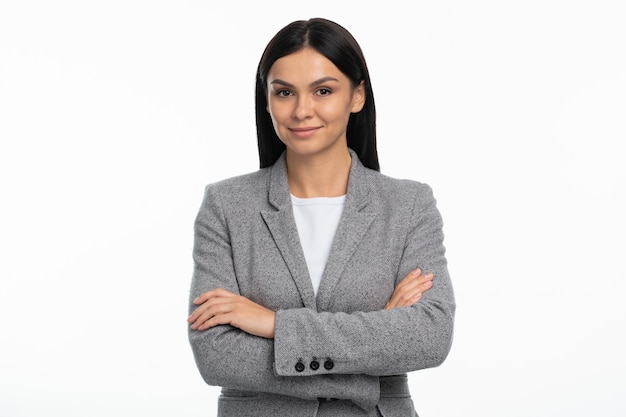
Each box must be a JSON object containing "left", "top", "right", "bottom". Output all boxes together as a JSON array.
[
  {"left": 310, "top": 360, "right": 320, "bottom": 371},
  {"left": 295, "top": 361, "right": 305, "bottom": 373},
  {"left": 324, "top": 359, "right": 334, "bottom": 370}
]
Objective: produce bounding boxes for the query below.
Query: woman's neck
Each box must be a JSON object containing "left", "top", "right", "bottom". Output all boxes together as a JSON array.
[{"left": 286, "top": 148, "right": 351, "bottom": 198}]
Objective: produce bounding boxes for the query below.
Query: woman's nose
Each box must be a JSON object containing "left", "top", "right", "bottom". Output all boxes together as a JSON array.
[{"left": 292, "top": 95, "right": 313, "bottom": 120}]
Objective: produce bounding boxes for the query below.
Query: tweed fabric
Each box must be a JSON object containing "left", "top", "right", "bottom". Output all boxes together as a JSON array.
[{"left": 188, "top": 149, "right": 454, "bottom": 416}]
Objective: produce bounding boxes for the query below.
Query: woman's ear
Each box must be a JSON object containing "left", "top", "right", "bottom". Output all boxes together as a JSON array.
[{"left": 351, "top": 81, "right": 366, "bottom": 113}]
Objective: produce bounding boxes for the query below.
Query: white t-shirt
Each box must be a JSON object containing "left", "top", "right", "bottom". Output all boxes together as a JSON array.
[{"left": 291, "top": 194, "right": 346, "bottom": 296}]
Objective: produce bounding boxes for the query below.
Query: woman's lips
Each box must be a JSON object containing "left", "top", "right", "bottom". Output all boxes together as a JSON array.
[{"left": 289, "top": 126, "right": 320, "bottom": 139}]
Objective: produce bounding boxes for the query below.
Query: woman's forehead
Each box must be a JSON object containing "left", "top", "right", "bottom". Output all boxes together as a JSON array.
[{"left": 267, "top": 48, "right": 345, "bottom": 85}]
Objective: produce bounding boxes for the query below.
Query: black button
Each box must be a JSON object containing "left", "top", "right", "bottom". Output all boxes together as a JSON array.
[
  {"left": 310, "top": 360, "right": 320, "bottom": 370},
  {"left": 295, "top": 361, "right": 305, "bottom": 372},
  {"left": 324, "top": 359, "right": 334, "bottom": 370}
]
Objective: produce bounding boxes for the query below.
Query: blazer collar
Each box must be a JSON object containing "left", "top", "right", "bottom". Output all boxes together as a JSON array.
[
  {"left": 262, "top": 149, "right": 378, "bottom": 311},
  {"left": 267, "top": 148, "right": 370, "bottom": 211}
]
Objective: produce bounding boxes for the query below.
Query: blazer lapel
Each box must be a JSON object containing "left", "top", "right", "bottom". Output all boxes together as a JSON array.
[
  {"left": 260, "top": 154, "right": 317, "bottom": 310},
  {"left": 316, "top": 151, "right": 378, "bottom": 311}
]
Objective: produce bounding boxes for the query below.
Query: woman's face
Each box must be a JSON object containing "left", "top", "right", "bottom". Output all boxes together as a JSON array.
[{"left": 266, "top": 47, "right": 365, "bottom": 161}]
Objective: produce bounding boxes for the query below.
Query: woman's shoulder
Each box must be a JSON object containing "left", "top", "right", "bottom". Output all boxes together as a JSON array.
[
  {"left": 365, "top": 168, "right": 435, "bottom": 200},
  {"left": 363, "top": 170, "right": 440, "bottom": 222},
  {"left": 201, "top": 167, "right": 271, "bottom": 205},
  {"left": 206, "top": 167, "right": 269, "bottom": 191}
]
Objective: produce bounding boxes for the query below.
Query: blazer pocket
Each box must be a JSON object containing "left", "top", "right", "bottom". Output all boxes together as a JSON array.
[
  {"left": 377, "top": 397, "right": 418, "bottom": 417},
  {"left": 217, "top": 394, "right": 317, "bottom": 417},
  {"left": 219, "top": 388, "right": 259, "bottom": 399},
  {"left": 377, "top": 375, "right": 418, "bottom": 417}
]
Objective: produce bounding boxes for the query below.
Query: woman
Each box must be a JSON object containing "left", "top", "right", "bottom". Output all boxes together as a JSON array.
[{"left": 188, "top": 18, "right": 455, "bottom": 417}]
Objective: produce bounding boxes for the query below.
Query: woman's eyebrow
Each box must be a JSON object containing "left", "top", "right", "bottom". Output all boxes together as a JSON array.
[
  {"left": 309, "top": 76, "right": 339, "bottom": 87},
  {"left": 269, "top": 79, "right": 295, "bottom": 88},
  {"left": 270, "top": 76, "right": 340, "bottom": 88}
]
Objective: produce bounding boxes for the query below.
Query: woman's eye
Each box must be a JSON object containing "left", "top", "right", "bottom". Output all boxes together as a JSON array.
[
  {"left": 276, "top": 90, "right": 292, "bottom": 97},
  {"left": 317, "top": 88, "right": 332, "bottom": 96}
]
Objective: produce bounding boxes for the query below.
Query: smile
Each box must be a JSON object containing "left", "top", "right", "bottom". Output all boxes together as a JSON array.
[{"left": 289, "top": 127, "right": 321, "bottom": 139}]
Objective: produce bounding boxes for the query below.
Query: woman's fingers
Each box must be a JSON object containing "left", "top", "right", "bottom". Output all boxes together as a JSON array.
[
  {"left": 188, "top": 288, "right": 276, "bottom": 338},
  {"left": 385, "top": 269, "right": 434, "bottom": 310},
  {"left": 188, "top": 288, "right": 237, "bottom": 327},
  {"left": 192, "top": 287, "right": 235, "bottom": 305},
  {"left": 193, "top": 301, "right": 236, "bottom": 331}
]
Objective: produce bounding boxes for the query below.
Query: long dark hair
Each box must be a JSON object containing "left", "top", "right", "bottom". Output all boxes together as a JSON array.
[{"left": 255, "top": 18, "right": 379, "bottom": 171}]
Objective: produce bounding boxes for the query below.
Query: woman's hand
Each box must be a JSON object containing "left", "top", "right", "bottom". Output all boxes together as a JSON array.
[
  {"left": 384, "top": 268, "right": 433, "bottom": 310},
  {"left": 188, "top": 288, "right": 276, "bottom": 339}
]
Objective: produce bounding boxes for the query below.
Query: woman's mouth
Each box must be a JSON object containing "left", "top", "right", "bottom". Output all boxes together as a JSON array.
[{"left": 289, "top": 126, "right": 320, "bottom": 139}]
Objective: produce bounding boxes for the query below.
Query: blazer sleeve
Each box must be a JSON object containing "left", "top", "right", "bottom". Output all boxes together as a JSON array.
[
  {"left": 188, "top": 184, "right": 381, "bottom": 409},
  {"left": 273, "top": 183, "right": 455, "bottom": 377}
]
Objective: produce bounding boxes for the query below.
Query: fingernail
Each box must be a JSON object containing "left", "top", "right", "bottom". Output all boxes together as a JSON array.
[{"left": 413, "top": 269, "right": 421, "bottom": 275}]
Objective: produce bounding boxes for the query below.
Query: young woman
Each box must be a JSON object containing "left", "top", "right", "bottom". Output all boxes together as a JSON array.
[{"left": 188, "top": 18, "right": 455, "bottom": 417}]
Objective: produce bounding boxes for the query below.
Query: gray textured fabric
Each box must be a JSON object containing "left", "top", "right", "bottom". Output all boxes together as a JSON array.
[{"left": 188, "top": 149, "right": 455, "bottom": 416}]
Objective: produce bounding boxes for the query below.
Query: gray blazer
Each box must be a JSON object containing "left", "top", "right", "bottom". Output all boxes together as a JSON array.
[{"left": 188, "top": 149, "right": 455, "bottom": 417}]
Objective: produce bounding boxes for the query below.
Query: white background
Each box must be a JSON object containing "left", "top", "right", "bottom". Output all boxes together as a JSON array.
[{"left": 1, "top": 1, "right": 625, "bottom": 416}]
